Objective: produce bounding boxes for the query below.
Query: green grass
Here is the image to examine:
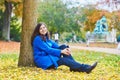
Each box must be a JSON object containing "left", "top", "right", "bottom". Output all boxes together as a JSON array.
[{"left": 0, "top": 51, "right": 120, "bottom": 80}]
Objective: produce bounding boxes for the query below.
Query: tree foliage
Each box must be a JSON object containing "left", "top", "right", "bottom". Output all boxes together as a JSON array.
[
  {"left": 79, "top": 5, "right": 120, "bottom": 35},
  {"left": 80, "top": 6, "right": 102, "bottom": 32},
  {"left": 0, "top": 0, "right": 23, "bottom": 17},
  {"left": 0, "top": 10, "right": 3, "bottom": 38},
  {"left": 37, "top": 0, "right": 81, "bottom": 35},
  {"left": 10, "top": 16, "right": 21, "bottom": 41}
]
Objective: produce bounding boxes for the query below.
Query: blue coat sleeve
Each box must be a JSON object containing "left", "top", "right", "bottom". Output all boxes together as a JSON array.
[
  {"left": 33, "top": 36, "right": 61, "bottom": 57},
  {"left": 50, "top": 40, "right": 59, "bottom": 48}
]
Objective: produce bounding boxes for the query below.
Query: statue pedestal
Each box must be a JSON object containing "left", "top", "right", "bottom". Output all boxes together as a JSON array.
[
  {"left": 90, "top": 32, "right": 117, "bottom": 43},
  {"left": 90, "top": 33, "right": 108, "bottom": 42}
]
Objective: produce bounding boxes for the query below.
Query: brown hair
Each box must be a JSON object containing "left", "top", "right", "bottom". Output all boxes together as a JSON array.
[{"left": 31, "top": 22, "right": 50, "bottom": 46}]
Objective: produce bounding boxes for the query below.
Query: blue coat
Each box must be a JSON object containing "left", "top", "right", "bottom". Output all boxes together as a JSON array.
[{"left": 32, "top": 35, "right": 61, "bottom": 70}]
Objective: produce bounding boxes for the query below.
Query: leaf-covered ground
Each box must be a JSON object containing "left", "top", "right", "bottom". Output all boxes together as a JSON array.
[
  {"left": 0, "top": 41, "right": 120, "bottom": 80},
  {"left": 0, "top": 50, "right": 120, "bottom": 80}
]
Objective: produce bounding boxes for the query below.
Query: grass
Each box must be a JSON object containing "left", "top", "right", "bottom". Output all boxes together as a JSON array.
[{"left": 0, "top": 50, "right": 120, "bottom": 80}]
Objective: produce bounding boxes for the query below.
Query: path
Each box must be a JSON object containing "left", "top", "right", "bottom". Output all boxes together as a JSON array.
[
  {"left": 0, "top": 41, "right": 120, "bottom": 55},
  {"left": 70, "top": 46, "right": 120, "bottom": 55}
]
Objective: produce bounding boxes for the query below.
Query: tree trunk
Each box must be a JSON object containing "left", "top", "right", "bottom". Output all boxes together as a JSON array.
[
  {"left": 2, "top": 1, "right": 12, "bottom": 41},
  {"left": 18, "top": 0, "right": 38, "bottom": 67}
]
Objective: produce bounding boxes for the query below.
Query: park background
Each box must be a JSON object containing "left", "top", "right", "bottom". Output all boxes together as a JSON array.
[{"left": 0, "top": 0, "right": 120, "bottom": 80}]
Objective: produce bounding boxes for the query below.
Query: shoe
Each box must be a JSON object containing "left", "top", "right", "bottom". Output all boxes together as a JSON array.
[{"left": 86, "top": 62, "right": 98, "bottom": 74}]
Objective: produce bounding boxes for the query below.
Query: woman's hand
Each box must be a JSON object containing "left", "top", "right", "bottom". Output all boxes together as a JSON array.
[{"left": 61, "top": 48, "right": 71, "bottom": 55}]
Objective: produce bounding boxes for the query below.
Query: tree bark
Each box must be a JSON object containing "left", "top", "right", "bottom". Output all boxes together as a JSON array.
[
  {"left": 18, "top": 0, "right": 38, "bottom": 67},
  {"left": 2, "top": 1, "right": 12, "bottom": 41}
]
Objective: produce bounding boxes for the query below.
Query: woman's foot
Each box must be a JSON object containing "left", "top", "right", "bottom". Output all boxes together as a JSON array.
[
  {"left": 85, "top": 62, "right": 98, "bottom": 74},
  {"left": 70, "top": 62, "right": 98, "bottom": 73}
]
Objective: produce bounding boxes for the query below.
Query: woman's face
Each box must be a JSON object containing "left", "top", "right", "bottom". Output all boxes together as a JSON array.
[{"left": 39, "top": 24, "right": 48, "bottom": 35}]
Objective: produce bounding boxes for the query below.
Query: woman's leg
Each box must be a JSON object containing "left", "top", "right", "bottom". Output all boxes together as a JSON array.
[
  {"left": 58, "top": 44, "right": 69, "bottom": 50},
  {"left": 57, "top": 57, "right": 91, "bottom": 72},
  {"left": 61, "top": 54, "right": 75, "bottom": 61},
  {"left": 58, "top": 44, "right": 97, "bottom": 73},
  {"left": 59, "top": 44, "right": 74, "bottom": 60},
  {"left": 58, "top": 44, "right": 90, "bottom": 71}
]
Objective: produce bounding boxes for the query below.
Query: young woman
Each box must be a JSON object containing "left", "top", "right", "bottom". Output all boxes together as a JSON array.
[{"left": 31, "top": 22, "right": 97, "bottom": 73}]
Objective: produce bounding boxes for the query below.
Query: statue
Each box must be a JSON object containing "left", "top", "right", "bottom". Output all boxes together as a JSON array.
[
  {"left": 93, "top": 16, "right": 108, "bottom": 34},
  {"left": 92, "top": 16, "right": 117, "bottom": 43}
]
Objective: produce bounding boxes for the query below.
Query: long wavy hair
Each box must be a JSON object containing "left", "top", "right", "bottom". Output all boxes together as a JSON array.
[{"left": 31, "top": 22, "right": 50, "bottom": 46}]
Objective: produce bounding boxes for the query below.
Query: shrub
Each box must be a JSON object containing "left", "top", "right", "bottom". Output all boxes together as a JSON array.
[
  {"left": 10, "top": 16, "right": 21, "bottom": 42},
  {"left": 117, "top": 35, "right": 120, "bottom": 42}
]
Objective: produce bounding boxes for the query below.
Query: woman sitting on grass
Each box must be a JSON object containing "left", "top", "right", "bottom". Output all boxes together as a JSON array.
[{"left": 31, "top": 22, "right": 97, "bottom": 73}]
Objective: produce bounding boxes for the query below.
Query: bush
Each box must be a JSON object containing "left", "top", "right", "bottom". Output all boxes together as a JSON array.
[
  {"left": 0, "top": 10, "right": 3, "bottom": 39},
  {"left": 10, "top": 16, "right": 21, "bottom": 42},
  {"left": 117, "top": 35, "right": 120, "bottom": 42}
]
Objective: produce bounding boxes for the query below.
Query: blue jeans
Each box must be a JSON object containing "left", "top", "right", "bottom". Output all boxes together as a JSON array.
[{"left": 57, "top": 44, "right": 90, "bottom": 72}]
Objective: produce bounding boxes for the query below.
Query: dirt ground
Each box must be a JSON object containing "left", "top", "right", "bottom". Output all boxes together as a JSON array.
[
  {"left": 0, "top": 40, "right": 119, "bottom": 54},
  {"left": 0, "top": 41, "right": 20, "bottom": 53}
]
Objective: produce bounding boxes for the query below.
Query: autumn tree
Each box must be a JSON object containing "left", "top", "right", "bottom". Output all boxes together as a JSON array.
[
  {"left": 80, "top": 6, "right": 102, "bottom": 32},
  {"left": 96, "top": 0, "right": 120, "bottom": 34},
  {"left": 18, "top": 0, "right": 38, "bottom": 66},
  {"left": 0, "top": 0, "right": 22, "bottom": 41}
]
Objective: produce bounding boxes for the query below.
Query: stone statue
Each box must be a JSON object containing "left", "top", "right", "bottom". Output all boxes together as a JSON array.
[
  {"left": 93, "top": 16, "right": 108, "bottom": 34},
  {"left": 92, "top": 16, "right": 117, "bottom": 43}
]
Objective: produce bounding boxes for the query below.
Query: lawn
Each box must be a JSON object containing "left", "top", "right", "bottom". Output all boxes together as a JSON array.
[{"left": 0, "top": 50, "right": 120, "bottom": 80}]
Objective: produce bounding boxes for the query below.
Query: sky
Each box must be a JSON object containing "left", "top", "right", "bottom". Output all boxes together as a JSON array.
[
  {"left": 63, "top": 0, "right": 120, "bottom": 12},
  {"left": 63, "top": 0, "right": 99, "bottom": 7},
  {"left": 96, "top": 0, "right": 120, "bottom": 12}
]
